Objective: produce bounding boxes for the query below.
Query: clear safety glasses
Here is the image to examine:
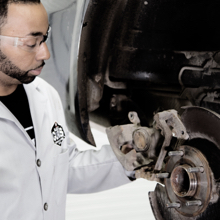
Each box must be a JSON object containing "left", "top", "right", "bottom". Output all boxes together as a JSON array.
[{"left": 0, "top": 26, "right": 51, "bottom": 53}]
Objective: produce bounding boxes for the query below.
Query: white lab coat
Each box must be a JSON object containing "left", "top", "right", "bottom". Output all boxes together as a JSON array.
[{"left": 0, "top": 77, "right": 130, "bottom": 220}]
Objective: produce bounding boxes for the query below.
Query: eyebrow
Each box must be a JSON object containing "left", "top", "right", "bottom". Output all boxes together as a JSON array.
[
  {"left": 29, "top": 32, "right": 43, "bottom": 37},
  {"left": 27, "top": 26, "right": 50, "bottom": 37}
]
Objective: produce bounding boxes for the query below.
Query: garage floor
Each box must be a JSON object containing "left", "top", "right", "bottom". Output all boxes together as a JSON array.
[{"left": 66, "top": 122, "right": 156, "bottom": 220}]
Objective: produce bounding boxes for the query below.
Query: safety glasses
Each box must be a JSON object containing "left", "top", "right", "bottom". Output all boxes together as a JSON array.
[{"left": 0, "top": 26, "right": 51, "bottom": 53}]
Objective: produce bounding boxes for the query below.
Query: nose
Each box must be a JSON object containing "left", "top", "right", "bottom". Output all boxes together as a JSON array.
[{"left": 35, "top": 42, "right": 50, "bottom": 61}]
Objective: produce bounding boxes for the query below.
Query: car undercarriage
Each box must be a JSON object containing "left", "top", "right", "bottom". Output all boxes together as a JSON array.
[
  {"left": 44, "top": 0, "right": 220, "bottom": 219},
  {"left": 74, "top": 1, "right": 220, "bottom": 219}
]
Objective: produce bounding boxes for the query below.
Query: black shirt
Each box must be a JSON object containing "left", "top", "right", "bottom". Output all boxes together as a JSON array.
[{"left": 0, "top": 84, "right": 35, "bottom": 145}]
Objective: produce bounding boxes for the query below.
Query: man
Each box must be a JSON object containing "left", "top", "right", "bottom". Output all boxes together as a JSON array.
[{"left": 0, "top": 1, "right": 131, "bottom": 219}]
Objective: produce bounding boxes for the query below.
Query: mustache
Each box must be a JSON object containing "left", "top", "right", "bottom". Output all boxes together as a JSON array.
[{"left": 31, "top": 61, "right": 45, "bottom": 71}]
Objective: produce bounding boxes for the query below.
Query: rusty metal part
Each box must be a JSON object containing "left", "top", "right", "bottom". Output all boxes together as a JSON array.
[
  {"left": 107, "top": 107, "right": 220, "bottom": 219},
  {"left": 107, "top": 109, "right": 189, "bottom": 178},
  {"left": 156, "top": 173, "right": 169, "bottom": 179},
  {"left": 186, "top": 200, "right": 202, "bottom": 207},
  {"left": 153, "top": 109, "right": 189, "bottom": 172},
  {"left": 149, "top": 145, "right": 217, "bottom": 219},
  {"left": 168, "top": 151, "right": 184, "bottom": 157},
  {"left": 128, "top": 111, "right": 140, "bottom": 125},
  {"left": 149, "top": 184, "right": 188, "bottom": 220},
  {"left": 104, "top": 63, "right": 127, "bottom": 89},
  {"left": 178, "top": 66, "right": 220, "bottom": 89},
  {"left": 167, "top": 202, "right": 181, "bottom": 209},
  {"left": 106, "top": 123, "right": 160, "bottom": 170},
  {"left": 149, "top": 106, "right": 220, "bottom": 220},
  {"left": 181, "top": 106, "right": 220, "bottom": 149},
  {"left": 133, "top": 128, "right": 151, "bottom": 152},
  {"left": 106, "top": 125, "right": 137, "bottom": 171},
  {"left": 188, "top": 167, "right": 204, "bottom": 173},
  {"left": 170, "top": 164, "right": 198, "bottom": 198},
  {"left": 106, "top": 111, "right": 162, "bottom": 170},
  {"left": 165, "top": 145, "right": 213, "bottom": 217},
  {"left": 135, "top": 169, "right": 164, "bottom": 183}
]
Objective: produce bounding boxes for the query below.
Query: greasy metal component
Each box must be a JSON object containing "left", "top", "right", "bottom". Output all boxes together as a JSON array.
[
  {"left": 133, "top": 128, "right": 151, "bottom": 152},
  {"left": 188, "top": 167, "right": 204, "bottom": 173},
  {"left": 156, "top": 173, "right": 169, "bottom": 179},
  {"left": 167, "top": 202, "right": 181, "bottom": 209},
  {"left": 104, "top": 65, "right": 127, "bottom": 89},
  {"left": 149, "top": 184, "right": 188, "bottom": 220},
  {"left": 168, "top": 151, "right": 184, "bottom": 157},
  {"left": 181, "top": 106, "right": 220, "bottom": 149},
  {"left": 179, "top": 66, "right": 220, "bottom": 89},
  {"left": 106, "top": 111, "right": 161, "bottom": 170},
  {"left": 165, "top": 145, "right": 213, "bottom": 217},
  {"left": 107, "top": 106, "right": 220, "bottom": 219},
  {"left": 149, "top": 184, "right": 215, "bottom": 220},
  {"left": 148, "top": 107, "right": 220, "bottom": 220},
  {"left": 186, "top": 200, "right": 202, "bottom": 207},
  {"left": 106, "top": 125, "right": 137, "bottom": 171},
  {"left": 106, "top": 122, "right": 160, "bottom": 171},
  {"left": 170, "top": 164, "right": 197, "bottom": 198},
  {"left": 128, "top": 111, "right": 140, "bottom": 125},
  {"left": 107, "top": 109, "right": 189, "bottom": 180},
  {"left": 153, "top": 109, "right": 189, "bottom": 171},
  {"left": 108, "top": 94, "right": 143, "bottom": 126}
]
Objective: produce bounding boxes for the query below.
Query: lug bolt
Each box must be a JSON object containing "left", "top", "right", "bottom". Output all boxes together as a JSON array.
[
  {"left": 167, "top": 202, "right": 181, "bottom": 208},
  {"left": 187, "top": 167, "right": 204, "bottom": 173},
  {"left": 168, "top": 151, "right": 184, "bottom": 157},
  {"left": 186, "top": 200, "right": 202, "bottom": 207},
  {"left": 156, "top": 173, "right": 169, "bottom": 179}
]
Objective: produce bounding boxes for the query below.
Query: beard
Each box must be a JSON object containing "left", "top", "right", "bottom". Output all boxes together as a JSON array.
[{"left": 0, "top": 50, "right": 45, "bottom": 84}]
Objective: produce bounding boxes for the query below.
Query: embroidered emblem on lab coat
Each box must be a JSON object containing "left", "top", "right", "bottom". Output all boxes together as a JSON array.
[{"left": 51, "top": 122, "right": 65, "bottom": 146}]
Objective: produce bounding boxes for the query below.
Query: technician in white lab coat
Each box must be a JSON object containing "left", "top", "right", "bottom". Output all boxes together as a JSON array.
[{"left": 0, "top": 1, "right": 131, "bottom": 220}]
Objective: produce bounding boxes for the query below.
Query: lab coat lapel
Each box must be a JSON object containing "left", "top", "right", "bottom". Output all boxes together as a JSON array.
[
  {"left": 0, "top": 102, "right": 17, "bottom": 122},
  {"left": 0, "top": 97, "right": 36, "bottom": 149},
  {"left": 24, "top": 79, "right": 47, "bottom": 148}
]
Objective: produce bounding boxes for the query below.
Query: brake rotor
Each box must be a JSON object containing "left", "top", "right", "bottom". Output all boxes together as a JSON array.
[{"left": 149, "top": 107, "right": 220, "bottom": 220}]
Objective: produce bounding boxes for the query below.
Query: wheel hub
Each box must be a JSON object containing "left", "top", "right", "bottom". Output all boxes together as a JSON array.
[{"left": 165, "top": 145, "right": 213, "bottom": 217}]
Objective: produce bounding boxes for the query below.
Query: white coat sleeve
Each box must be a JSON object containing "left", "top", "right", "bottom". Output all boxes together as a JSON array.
[
  {"left": 41, "top": 78, "right": 131, "bottom": 194},
  {"left": 67, "top": 132, "right": 131, "bottom": 194}
]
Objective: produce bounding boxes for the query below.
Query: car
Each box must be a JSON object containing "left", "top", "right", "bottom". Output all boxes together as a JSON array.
[{"left": 41, "top": 0, "right": 220, "bottom": 219}]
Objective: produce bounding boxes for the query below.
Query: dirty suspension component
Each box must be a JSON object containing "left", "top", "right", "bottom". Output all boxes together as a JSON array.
[
  {"left": 153, "top": 110, "right": 189, "bottom": 172},
  {"left": 168, "top": 151, "right": 184, "bottom": 157},
  {"left": 170, "top": 164, "right": 197, "bottom": 198},
  {"left": 167, "top": 202, "right": 181, "bottom": 209},
  {"left": 107, "top": 107, "right": 220, "bottom": 219},
  {"left": 133, "top": 128, "right": 152, "bottom": 152},
  {"left": 156, "top": 173, "right": 170, "bottom": 179},
  {"left": 165, "top": 145, "right": 215, "bottom": 217}
]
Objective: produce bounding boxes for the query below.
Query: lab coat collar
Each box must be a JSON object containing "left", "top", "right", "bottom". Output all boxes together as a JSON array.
[
  {"left": 0, "top": 78, "right": 46, "bottom": 121},
  {"left": 0, "top": 78, "right": 48, "bottom": 150},
  {"left": 0, "top": 101, "right": 16, "bottom": 122},
  {"left": 0, "top": 78, "right": 47, "bottom": 149}
]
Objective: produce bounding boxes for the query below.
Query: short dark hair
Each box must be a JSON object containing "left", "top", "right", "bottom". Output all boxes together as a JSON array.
[{"left": 0, "top": 0, "right": 41, "bottom": 28}]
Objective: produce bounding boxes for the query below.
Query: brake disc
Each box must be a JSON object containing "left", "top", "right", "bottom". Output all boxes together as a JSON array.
[{"left": 149, "top": 107, "right": 220, "bottom": 220}]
